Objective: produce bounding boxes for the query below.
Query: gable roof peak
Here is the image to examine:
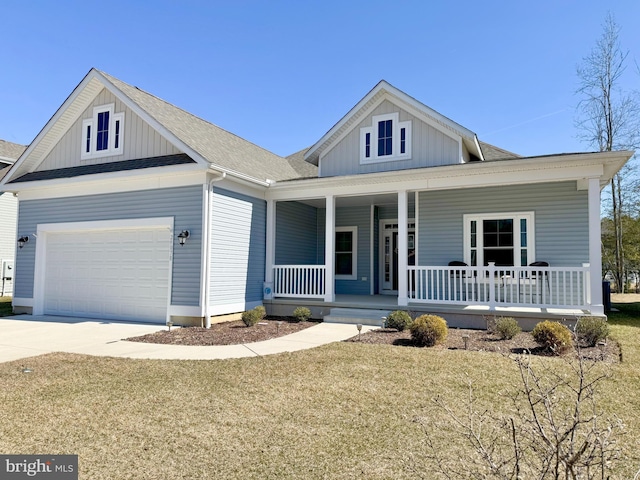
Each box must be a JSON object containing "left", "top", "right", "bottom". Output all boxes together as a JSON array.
[{"left": 304, "top": 79, "right": 484, "bottom": 165}]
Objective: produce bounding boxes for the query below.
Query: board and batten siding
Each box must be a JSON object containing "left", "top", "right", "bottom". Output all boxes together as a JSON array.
[
  {"left": 15, "top": 186, "right": 203, "bottom": 305},
  {"left": 0, "top": 193, "right": 17, "bottom": 293},
  {"left": 38, "top": 88, "right": 180, "bottom": 171},
  {"left": 209, "top": 188, "right": 266, "bottom": 310},
  {"left": 320, "top": 100, "right": 460, "bottom": 177},
  {"left": 275, "top": 201, "right": 319, "bottom": 265},
  {"left": 417, "top": 181, "right": 589, "bottom": 266}
]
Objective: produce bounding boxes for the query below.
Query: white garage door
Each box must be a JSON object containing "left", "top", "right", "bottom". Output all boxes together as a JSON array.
[{"left": 43, "top": 227, "right": 171, "bottom": 323}]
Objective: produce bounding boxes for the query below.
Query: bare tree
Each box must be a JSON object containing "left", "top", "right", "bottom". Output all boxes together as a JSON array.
[
  {"left": 412, "top": 354, "right": 624, "bottom": 479},
  {"left": 576, "top": 12, "right": 640, "bottom": 292}
]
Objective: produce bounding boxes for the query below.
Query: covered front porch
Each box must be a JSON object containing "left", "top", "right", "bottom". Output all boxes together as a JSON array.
[{"left": 264, "top": 173, "right": 605, "bottom": 323}]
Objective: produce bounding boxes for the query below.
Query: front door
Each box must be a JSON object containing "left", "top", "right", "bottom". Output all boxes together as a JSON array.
[{"left": 381, "top": 221, "right": 415, "bottom": 294}]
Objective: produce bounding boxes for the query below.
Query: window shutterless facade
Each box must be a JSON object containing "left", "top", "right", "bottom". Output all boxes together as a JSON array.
[
  {"left": 360, "top": 112, "right": 411, "bottom": 163},
  {"left": 464, "top": 212, "right": 534, "bottom": 267},
  {"left": 82, "top": 104, "right": 124, "bottom": 159},
  {"left": 335, "top": 226, "right": 357, "bottom": 280}
]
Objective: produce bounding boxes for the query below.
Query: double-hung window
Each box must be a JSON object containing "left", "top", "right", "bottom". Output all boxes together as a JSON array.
[
  {"left": 360, "top": 112, "right": 411, "bottom": 163},
  {"left": 82, "top": 104, "right": 124, "bottom": 159},
  {"left": 335, "top": 227, "right": 357, "bottom": 280},
  {"left": 464, "top": 213, "right": 534, "bottom": 267}
]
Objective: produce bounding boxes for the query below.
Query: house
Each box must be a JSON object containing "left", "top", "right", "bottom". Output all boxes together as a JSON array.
[
  {"left": 0, "top": 69, "right": 632, "bottom": 328},
  {"left": 0, "top": 140, "right": 27, "bottom": 296}
]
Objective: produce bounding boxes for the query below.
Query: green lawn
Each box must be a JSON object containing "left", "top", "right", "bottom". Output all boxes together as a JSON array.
[
  {"left": 0, "top": 306, "right": 639, "bottom": 478},
  {"left": 0, "top": 297, "right": 12, "bottom": 317}
]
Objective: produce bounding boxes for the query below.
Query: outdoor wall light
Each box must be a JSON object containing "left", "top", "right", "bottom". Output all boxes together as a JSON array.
[
  {"left": 17, "top": 236, "right": 29, "bottom": 249},
  {"left": 177, "top": 230, "right": 190, "bottom": 246}
]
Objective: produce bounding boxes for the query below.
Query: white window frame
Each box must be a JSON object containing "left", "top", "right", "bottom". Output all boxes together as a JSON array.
[
  {"left": 335, "top": 226, "right": 357, "bottom": 280},
  {"left": 463, "top": 212, "right": 535, "bottom": 267},
  {"left": 81, "top": 104, "right": 125, "bottom": 159},
  {"left": 360, "top": 112, "right": 411, "bottom": 164}
]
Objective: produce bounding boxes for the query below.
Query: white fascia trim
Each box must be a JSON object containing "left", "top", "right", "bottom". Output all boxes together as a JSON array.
[
  {"left": 266, "top": 156, "right": 612, "bottom": 203},
  {"left": 1, "top": 70, "right": 106, "bottom": 184},
  {"left": 9, "top": 169, "right": 203, "bottom": 197},
  {"left": 10, "top": 166, "right": 206, "bottom": 199}
]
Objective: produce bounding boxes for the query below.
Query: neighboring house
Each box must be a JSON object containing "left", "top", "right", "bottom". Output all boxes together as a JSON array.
[
  {"left": 0, "top": 69, "right": 632, "bottom": 327},
  {"left": 0, "top": 140, "right": 27, "bottom": 296}
]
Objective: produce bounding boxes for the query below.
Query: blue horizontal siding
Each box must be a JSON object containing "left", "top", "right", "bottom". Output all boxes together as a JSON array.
[
  {"left": 418, "top": 181, "right": 589, "bottom": 266},
  {"left": 15, "top": 186, "right": 203, "bottom": 305},
  {"left": 210, "top": 188, "right": 266, "bottom": 308}
]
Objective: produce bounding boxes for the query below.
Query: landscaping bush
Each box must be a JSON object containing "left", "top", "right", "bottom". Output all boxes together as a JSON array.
[
  {"left": 293, "top": 307, "right": 312, "bottom": 323},
  {"left": 410, "top": 314, "right": 448, "bottom": 347},
  {"left": 575, "top": 316, "right": 609, "bottom": 347},
  {"left": 241, "top": 306, "right": 265, "bottom": 327},
  {"left": 386, "top": 310, "right": 412, "bottom": 331},
  {"left": 532, "top": 320, "right": 573, "bottom": 354},
  {"left": 495, "top": 317, "right": 521, "bottom": 340}
]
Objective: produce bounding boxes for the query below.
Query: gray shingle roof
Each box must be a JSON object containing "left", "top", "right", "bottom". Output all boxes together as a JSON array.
[
  {"left": 0, "top": 139, "right": 26, "bottom": 161},
  {"left": 10, "top": 153, "right": 195, "bottom": 183},
  {"left": 285, "top": 147, "right": 319, "bottom": 179},
  {"left": 479, "top": 141, "right": 520, "bottom": 161},
  {"left": 100, "top": 71, "right": 318, "bottom": 182}
]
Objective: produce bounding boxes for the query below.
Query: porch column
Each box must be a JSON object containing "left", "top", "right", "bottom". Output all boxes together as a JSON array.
[
  {"left": 588, "top": 177, "right": 604, "bottom": 315},
  {"left": 398, "top": 190, "right": 408, "bottom": 306},
  {"left": 265, "top": 199, "right": 275, "bottom": 287},
  {"left": 324, "top": 194, "right": 335, "bottom": 302}
]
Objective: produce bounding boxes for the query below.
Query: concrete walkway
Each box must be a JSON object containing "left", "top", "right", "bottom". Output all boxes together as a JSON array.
[{"left": 0, "top": 315, "right": 375, "bottom": 363}]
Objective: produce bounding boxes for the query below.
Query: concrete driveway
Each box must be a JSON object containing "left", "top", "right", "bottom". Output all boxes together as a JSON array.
[{"left": 0, "top": 315, "right": 372, "bottom": 363}]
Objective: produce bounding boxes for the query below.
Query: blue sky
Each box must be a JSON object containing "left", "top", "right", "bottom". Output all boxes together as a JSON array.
[{"left": 1, "top": 0, "right": 639, "bottom": 158}]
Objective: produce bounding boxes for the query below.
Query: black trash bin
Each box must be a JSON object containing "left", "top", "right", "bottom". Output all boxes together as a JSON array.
[{"left": 602, "top": 280, "right": 611, "bottom": 312}]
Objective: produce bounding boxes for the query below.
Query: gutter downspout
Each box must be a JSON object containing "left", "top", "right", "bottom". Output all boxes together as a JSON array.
[{"left": 201, "top": 168, "right": 226, "bottom": 328}]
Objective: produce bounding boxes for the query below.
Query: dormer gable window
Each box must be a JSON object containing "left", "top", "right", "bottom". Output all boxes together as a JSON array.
[
  {"left": 360, "top": 112, "right": 411, "bottom": 163},
  {"left": 81, "top": 104, "right": 124, "bottom": 159}
]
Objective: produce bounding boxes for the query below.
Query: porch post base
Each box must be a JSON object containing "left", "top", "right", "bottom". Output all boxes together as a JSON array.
[
  {"left": 398, "top": 297, "right": 408, "bottom": 307},
  {"left": 590, "top": 304, "right": 605, "bottom": 316}
]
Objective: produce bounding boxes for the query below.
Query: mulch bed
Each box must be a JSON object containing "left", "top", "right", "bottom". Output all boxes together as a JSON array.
[
  {"left": 345, "top": 327, "right": 621, "bottom": 362},
  {"left": 125, "top": 317, "right": 319, "bottom": 346},
  {"left": 125, "top": 317, "right": 620, "bottom": 362}
]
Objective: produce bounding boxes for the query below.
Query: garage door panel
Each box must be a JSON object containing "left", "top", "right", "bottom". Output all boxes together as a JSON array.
[{"left": 43, "top": 227, "right": 171, "bottom": 323}]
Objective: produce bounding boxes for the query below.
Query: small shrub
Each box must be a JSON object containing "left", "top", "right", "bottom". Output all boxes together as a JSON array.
[
  {"left": 410, "top": 314, "right": 448, "bottom": 347},
  {"left": 241, "top": 306, "right": 265, "bottom": 327},
  {"left": 575, "top": 316, "right": 609, "bottom": 347},
  {"left": 293, "top": 307, "right": 312, "bottom": 323},
  {"left": 532, "top": 320, "right": 573, "bottom": 354},
  {"left": 386, "top": 310, "right": 412, "bottom": 331},
  {"left": 495, "top": 317, "right": 521, "bottom": 340}
]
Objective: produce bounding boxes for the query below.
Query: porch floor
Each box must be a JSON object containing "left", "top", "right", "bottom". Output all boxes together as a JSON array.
[{"left": 264, "top": 294, "right": 593, "bottom": 331}]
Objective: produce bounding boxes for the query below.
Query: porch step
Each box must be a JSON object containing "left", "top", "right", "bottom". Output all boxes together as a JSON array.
[{"left": 323, "top": 308, "right": 390, "bottom": 327}]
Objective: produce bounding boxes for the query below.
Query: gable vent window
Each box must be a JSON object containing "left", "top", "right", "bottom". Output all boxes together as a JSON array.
[
  {"left": 360, "top": 112, "right": 411, "bottom": 163},
  {"left": 82, "top": 104, "right": 124, "bottom": 159}
]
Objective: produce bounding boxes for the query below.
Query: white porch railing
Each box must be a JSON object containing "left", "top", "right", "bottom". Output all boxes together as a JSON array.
[
  {"left": 273, "top": 265, "right": 326, "bottom": 298},
  {"left": 271, "top": 263, "right": 590, "bottom": 310},
  {"left": 408, "top": 264, "right": 590, "bottom": 310}
]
